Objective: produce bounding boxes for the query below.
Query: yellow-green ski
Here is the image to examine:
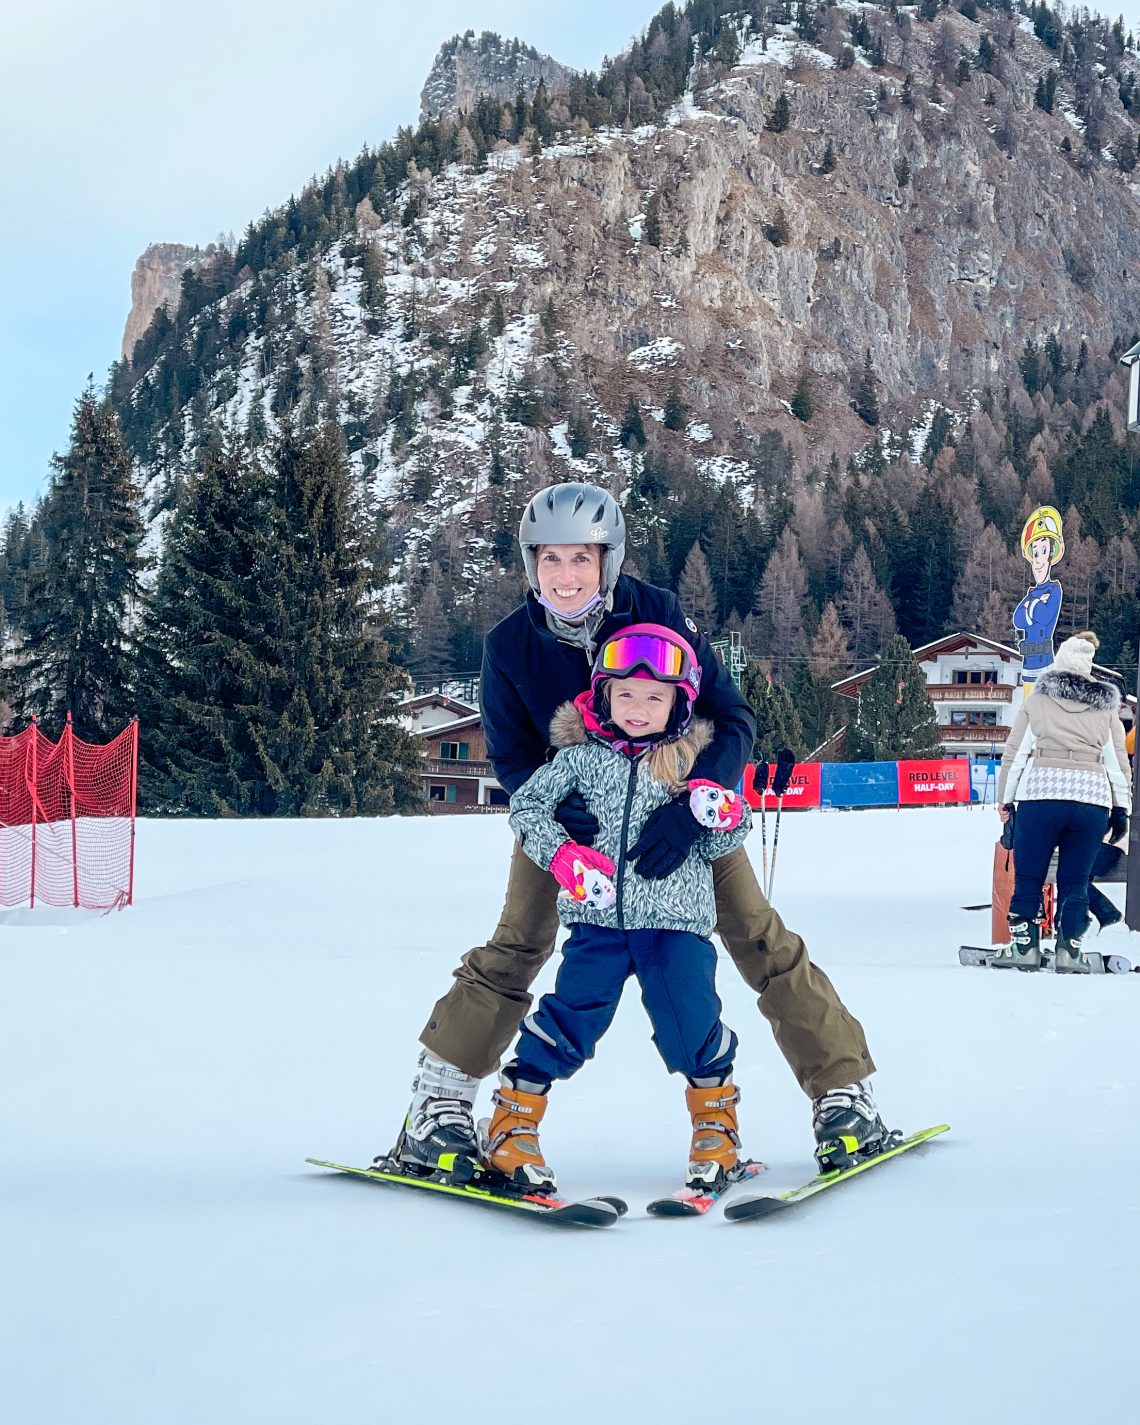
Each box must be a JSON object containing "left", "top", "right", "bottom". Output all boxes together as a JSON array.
[
  {"left": 723, "top": 1125, "right": 949, "bottom": 1221},
  {"left": 306, "top": 1158, "right": 626, "bottom": 1227}
]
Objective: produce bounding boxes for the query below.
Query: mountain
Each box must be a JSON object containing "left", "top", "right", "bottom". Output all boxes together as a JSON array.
[
  {"left": 41, "top": 4, "right": 1140, "bottom": 687},
  {"left": 419, "top": 29, "right": 575, "bottom": 121}
]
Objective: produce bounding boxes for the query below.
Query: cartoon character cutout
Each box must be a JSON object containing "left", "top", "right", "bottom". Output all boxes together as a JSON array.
[
  {"left": 1012, "top": 506, "right": 1064, "bottom": 686},
  {"left": 687, "top": 779, "right": 743, "bottom": 830}
]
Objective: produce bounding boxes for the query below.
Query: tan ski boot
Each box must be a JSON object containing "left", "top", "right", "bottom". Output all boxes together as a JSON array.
[
  {"left": 685, "top": 1081, "right": 742, "bottom": 1189},
  {"left": 484, "top": 1081, "right": 557, "bottom": 1192}
]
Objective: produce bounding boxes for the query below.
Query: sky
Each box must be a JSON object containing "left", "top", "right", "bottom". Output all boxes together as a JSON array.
[
  {"left": 5, "top": 2, "right": 1140, "bottom": 514},
  {"left": 0, "top": 0, "right": 654, "bottom": 512}
]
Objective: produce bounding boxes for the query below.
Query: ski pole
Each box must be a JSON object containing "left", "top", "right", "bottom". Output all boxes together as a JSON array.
[
  {"left": 754, "top": 753, "right": 770, "bottom": 895},
  {"left": 767, "top": 748, "right": 796, "bottom": 901}
]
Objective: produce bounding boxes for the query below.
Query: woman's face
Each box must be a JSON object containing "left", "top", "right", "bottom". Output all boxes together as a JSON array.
[
  {"left": 535, "top": 543, "right": 602, "bottom": 616},
  {"left": 607, "top": 675, "right": 673, "bottom": 737},
  {"left": 1030, "top": 537, "right": 1053, "bottom": 583}
]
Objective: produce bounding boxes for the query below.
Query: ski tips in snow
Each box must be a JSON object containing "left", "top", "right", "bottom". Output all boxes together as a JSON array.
[
  {"left": 646, "top": 1160, "right": 766, "bottom": 1217},
  {"left": 723, "top": 1125, "right": 948, "bottom": 1222},
  {"left": 306, "top": 1158, "right": 626, "bottom": 1227}
]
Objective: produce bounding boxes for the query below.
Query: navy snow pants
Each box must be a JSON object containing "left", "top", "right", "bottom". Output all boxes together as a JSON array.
[
  {"left": 1011, "top": 799, "right": 1110, "bottom": 939},
  {"left": 509, "top": 925, "right": 738, "bottom": 1086}
]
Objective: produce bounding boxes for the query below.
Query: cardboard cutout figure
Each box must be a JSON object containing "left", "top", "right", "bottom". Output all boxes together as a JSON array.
[{"left": 1012, "top": 506, "right": 1064, "bottom": 688}]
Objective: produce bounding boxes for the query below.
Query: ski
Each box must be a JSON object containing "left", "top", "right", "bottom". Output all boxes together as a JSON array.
[
  {"left": 646, "top": 1160, "right": 766, "bottom": 1218},
  {"left": 306, "top": 1158, "right": 627, "bottom": 1227},
  {"left": 959, "top": 945, "right": 1134, "bottom": 973},
  {"left": 723, "top": 1124, "right": 949, "bottom": 1221}
]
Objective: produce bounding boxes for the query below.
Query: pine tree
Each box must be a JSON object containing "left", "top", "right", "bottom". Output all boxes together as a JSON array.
[
  {"left": 854, "top": 349, "right": 880, "bottom": 426},
  {"left": 755, "top": 528, "right": 806, "bottom": 677},
  {"left": 767, "top": 93, "right": 791, "bottom": 133},
  {"left": 8, "top": 385, "right": 145, "bottom": 739},
  {"left": 142, "top": 424, "right": 420, "bottom": 815},
  {"left": 678, "top": 540, "right": 717, "bottom": 632},
  {"left": 663, "top": 385, "right": 686, "bottom": 431},
  {"left": 644, "top": 191, "right": 663, "bottom": 246},
  {"left": 138, "top": 433, "right": 277, "bottom": 812},
  {"left": 838, "top": 545, "right": 897, "bottom": 664},
  {"left": 740, "top": 662, "right": 805, "bottom": 758},
  {"left": 819, "top": 138, "right": 838, "bottom": 174},
  {"left": 844, "top": 635, "right": 941, "bottom": 761},
  {"left": 360, "top": 243, "right": 388, "bottom": 319},
  {"left": 790, "top": 371, "right": 814, "bottom": 422},
  {"left": 619, "top": 395, "right": 647, "bottom": 449}
]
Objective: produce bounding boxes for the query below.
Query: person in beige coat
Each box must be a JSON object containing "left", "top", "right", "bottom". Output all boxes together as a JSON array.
[{"left": 994, "top": 633, "right": 1132, "bottom": 971}]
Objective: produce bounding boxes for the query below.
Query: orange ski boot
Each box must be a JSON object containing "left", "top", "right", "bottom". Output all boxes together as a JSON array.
[
  {"left": 685, "top": 1081, "right": 742, "bottom": 1190},
  {"left": 484, "top": 1081, "right": 557, "bottom": 1192}
]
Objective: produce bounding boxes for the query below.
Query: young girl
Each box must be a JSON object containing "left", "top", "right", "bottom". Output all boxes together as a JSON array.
[{"left": 485, "top": 623, "right": 753, "bottom": 1192}]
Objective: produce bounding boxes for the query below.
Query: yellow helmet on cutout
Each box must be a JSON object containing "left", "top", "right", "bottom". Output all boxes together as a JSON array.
[{"left": 1020, "top": 505, "right": 1064, "bottom": 565}]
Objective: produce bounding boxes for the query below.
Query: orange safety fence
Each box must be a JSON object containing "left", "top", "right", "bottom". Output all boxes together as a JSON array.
[{"left": 0, "top": 717, "right": 137, "bottom": 910}]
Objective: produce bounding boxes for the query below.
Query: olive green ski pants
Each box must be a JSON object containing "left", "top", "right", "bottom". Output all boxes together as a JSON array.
[{"left": 420, "top": 841, "right": 874, "bottom": 1097}]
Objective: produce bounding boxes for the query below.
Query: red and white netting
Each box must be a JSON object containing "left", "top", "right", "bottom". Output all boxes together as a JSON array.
[{"left": 0, "top": 719, "right": 137, "bottom": 910}]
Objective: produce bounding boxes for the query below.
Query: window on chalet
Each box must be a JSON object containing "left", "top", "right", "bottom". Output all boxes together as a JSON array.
[{"left": 439, "top": 741, "right": 470, "bottom": 761}]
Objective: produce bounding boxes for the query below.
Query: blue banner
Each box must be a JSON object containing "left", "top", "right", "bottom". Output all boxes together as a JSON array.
[{"left": 820, "top": 762, "right": 899, "bottom": 808}]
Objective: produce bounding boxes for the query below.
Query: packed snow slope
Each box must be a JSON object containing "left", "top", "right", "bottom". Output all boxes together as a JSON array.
[{"left": 2, "top": 807, "right": 1137, "bottom": 1425}]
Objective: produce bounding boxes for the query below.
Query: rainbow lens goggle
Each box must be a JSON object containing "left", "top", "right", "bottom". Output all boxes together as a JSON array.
[{"left": 598, "top": 633, "right": 697, "bottom": 692}]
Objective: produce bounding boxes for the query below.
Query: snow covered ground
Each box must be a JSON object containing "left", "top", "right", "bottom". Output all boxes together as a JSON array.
[{"left": 2, "top": 808, "right": 1137, "bottom": 1424}]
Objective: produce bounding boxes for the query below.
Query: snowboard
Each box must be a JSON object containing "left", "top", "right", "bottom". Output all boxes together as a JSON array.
[
  {"left": 724, "top": 1124, "right": 949, "bottom": 1221},
  {"left": 646, "top": 1160, "right": 766, "bottom": 1218},
  {"left": 306, "top": 1157, "right": 627, "bottom": 1227},
  {"left": 959, "top": 945, "right": 1134, "bottom": 974}
]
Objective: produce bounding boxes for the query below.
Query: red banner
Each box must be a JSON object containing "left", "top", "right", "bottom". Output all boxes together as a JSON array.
[
  {"left": 743, "top": 761, "right": 822, "bottom": 810},
  {"left": 897, "top": 759, "right": 971, "bottom": 805}
]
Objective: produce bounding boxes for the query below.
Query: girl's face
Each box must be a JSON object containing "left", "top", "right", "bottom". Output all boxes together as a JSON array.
[
  {"left": 535, "top": 543, "right": 602, "bottom": 616},
  {"left": 607, "top": 675, "right": 674, "bottom": 737},
  {"left": 1030, "top": 537, "right": 1053, "bottom": 583}
]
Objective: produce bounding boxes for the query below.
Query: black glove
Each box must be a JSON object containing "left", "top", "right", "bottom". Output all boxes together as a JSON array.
[
  {"left": 772, "top": 748, "right": 796, "bottom": 797},
  {"left": 1109, "top": 807, "right": 1129, "bottom": 843},
  {"left": 628, "top": 796, "right": 703, "bottom": 880},
  {"left": 554, "top": 790, "right": 599, "bottom": 846},
  {"left": 1000, "top": 805, "right": 1016, "bottom": 851}
]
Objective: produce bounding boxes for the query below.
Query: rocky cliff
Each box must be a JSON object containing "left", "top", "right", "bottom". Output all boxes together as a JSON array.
[
  {"left": 419, "top": 30, "right": 574, "bottom": 120},
  {"left": 121, "top": 242, "right": 208, "bottom": 358}
]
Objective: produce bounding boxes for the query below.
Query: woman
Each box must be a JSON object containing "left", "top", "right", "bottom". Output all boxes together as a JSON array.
[
  {"left": 995, "top": 632, "right": 1132, "bottom": 972},
  {"left": 387, "top": 482, "right": 882, "bottom": 1184}
]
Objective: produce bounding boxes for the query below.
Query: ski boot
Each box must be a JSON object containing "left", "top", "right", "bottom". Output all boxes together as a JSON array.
[
  {"left": 990, "top": 912, "right": 1041, "bottom": 971},
  {"left": 812, "top": 1081, "right": 893, "bottom": 1173},
  {"left": 386, "top": 1051, "right": 481, "bottom": 1184},
  {"left": 1055, "top": 930, "right": 1093, "bottom": 975},
  {"left": 685, "top": 1080, "right": 742, "bottom": 1190},
  {"left": 483, "top": 1076, "right": 557, "bottom": 1193}
]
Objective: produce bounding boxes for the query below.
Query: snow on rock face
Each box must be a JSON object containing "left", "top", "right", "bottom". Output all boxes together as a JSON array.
[{"left": 627, "top": 337, "right": 683, "bottom": 371}]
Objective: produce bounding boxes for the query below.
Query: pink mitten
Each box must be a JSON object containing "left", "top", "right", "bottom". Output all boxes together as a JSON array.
[
  {"left": 688, "top": 778, "right": 743, "bottom": 830},
  {"left": 549, "top": 842, "right": 617, "bottom": 910}
]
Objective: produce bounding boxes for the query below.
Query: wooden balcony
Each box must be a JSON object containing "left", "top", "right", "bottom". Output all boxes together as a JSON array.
[
  {"left": 938, "top": 725, "right": 1010, "bottom": 743},
  {"left": 425, "top": 801, "right": 509, "bottom": 815},
  {"left": 423, "top": 758, "right": 494, "bottom": 778},
  {"left": 927, "top": 684, "right": 1013, "bottom": 702}
]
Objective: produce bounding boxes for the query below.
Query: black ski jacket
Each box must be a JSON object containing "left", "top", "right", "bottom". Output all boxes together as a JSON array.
[{"left": 480, "top": 575, "right": 756, "bottom": 794}]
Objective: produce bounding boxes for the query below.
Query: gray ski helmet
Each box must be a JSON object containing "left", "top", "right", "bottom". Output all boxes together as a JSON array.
[{"left": 519, "top": 483, "right": 626, "bottom": 595}]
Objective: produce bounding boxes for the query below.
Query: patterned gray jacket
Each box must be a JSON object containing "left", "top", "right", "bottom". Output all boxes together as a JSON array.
[{"left": 509, "top": 702, "right": 752, "bottom": 937}]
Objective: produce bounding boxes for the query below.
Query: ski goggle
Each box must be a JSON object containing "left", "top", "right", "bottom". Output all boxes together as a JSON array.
[
  {"left": 593, "top": 625, "right": 701, "bottom": 700},
  {"left": 598, "top": 633, "right": 687, "bottom": 680}
]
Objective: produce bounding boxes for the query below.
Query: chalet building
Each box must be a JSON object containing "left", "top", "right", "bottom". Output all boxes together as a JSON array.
[
  {"left": 401, "top": 692, "right": 507, "bottom": 811},
  {"left": 832, "top": 633, "right": 1134, "bottom": 760}
]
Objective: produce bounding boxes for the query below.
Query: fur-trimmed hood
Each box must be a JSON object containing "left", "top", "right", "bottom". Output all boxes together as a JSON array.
[
  {"left": 1034, "top": 667, "right": 1121, "bottom": 712},
  {"left": 549, "top": 693, "right": 714, "bottom": 758}
]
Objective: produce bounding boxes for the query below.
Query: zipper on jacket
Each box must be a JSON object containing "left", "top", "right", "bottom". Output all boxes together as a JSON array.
[{"left": 614, "top": 756, "right": 640, "bottom": 931}]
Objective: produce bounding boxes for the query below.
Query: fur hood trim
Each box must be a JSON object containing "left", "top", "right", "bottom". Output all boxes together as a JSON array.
[
  {"left": 1034, "top": 667, "right": 1121, "bottom": 712},
  {"left": 549, "top": 698, "right": 715, "bottom": 758}
]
